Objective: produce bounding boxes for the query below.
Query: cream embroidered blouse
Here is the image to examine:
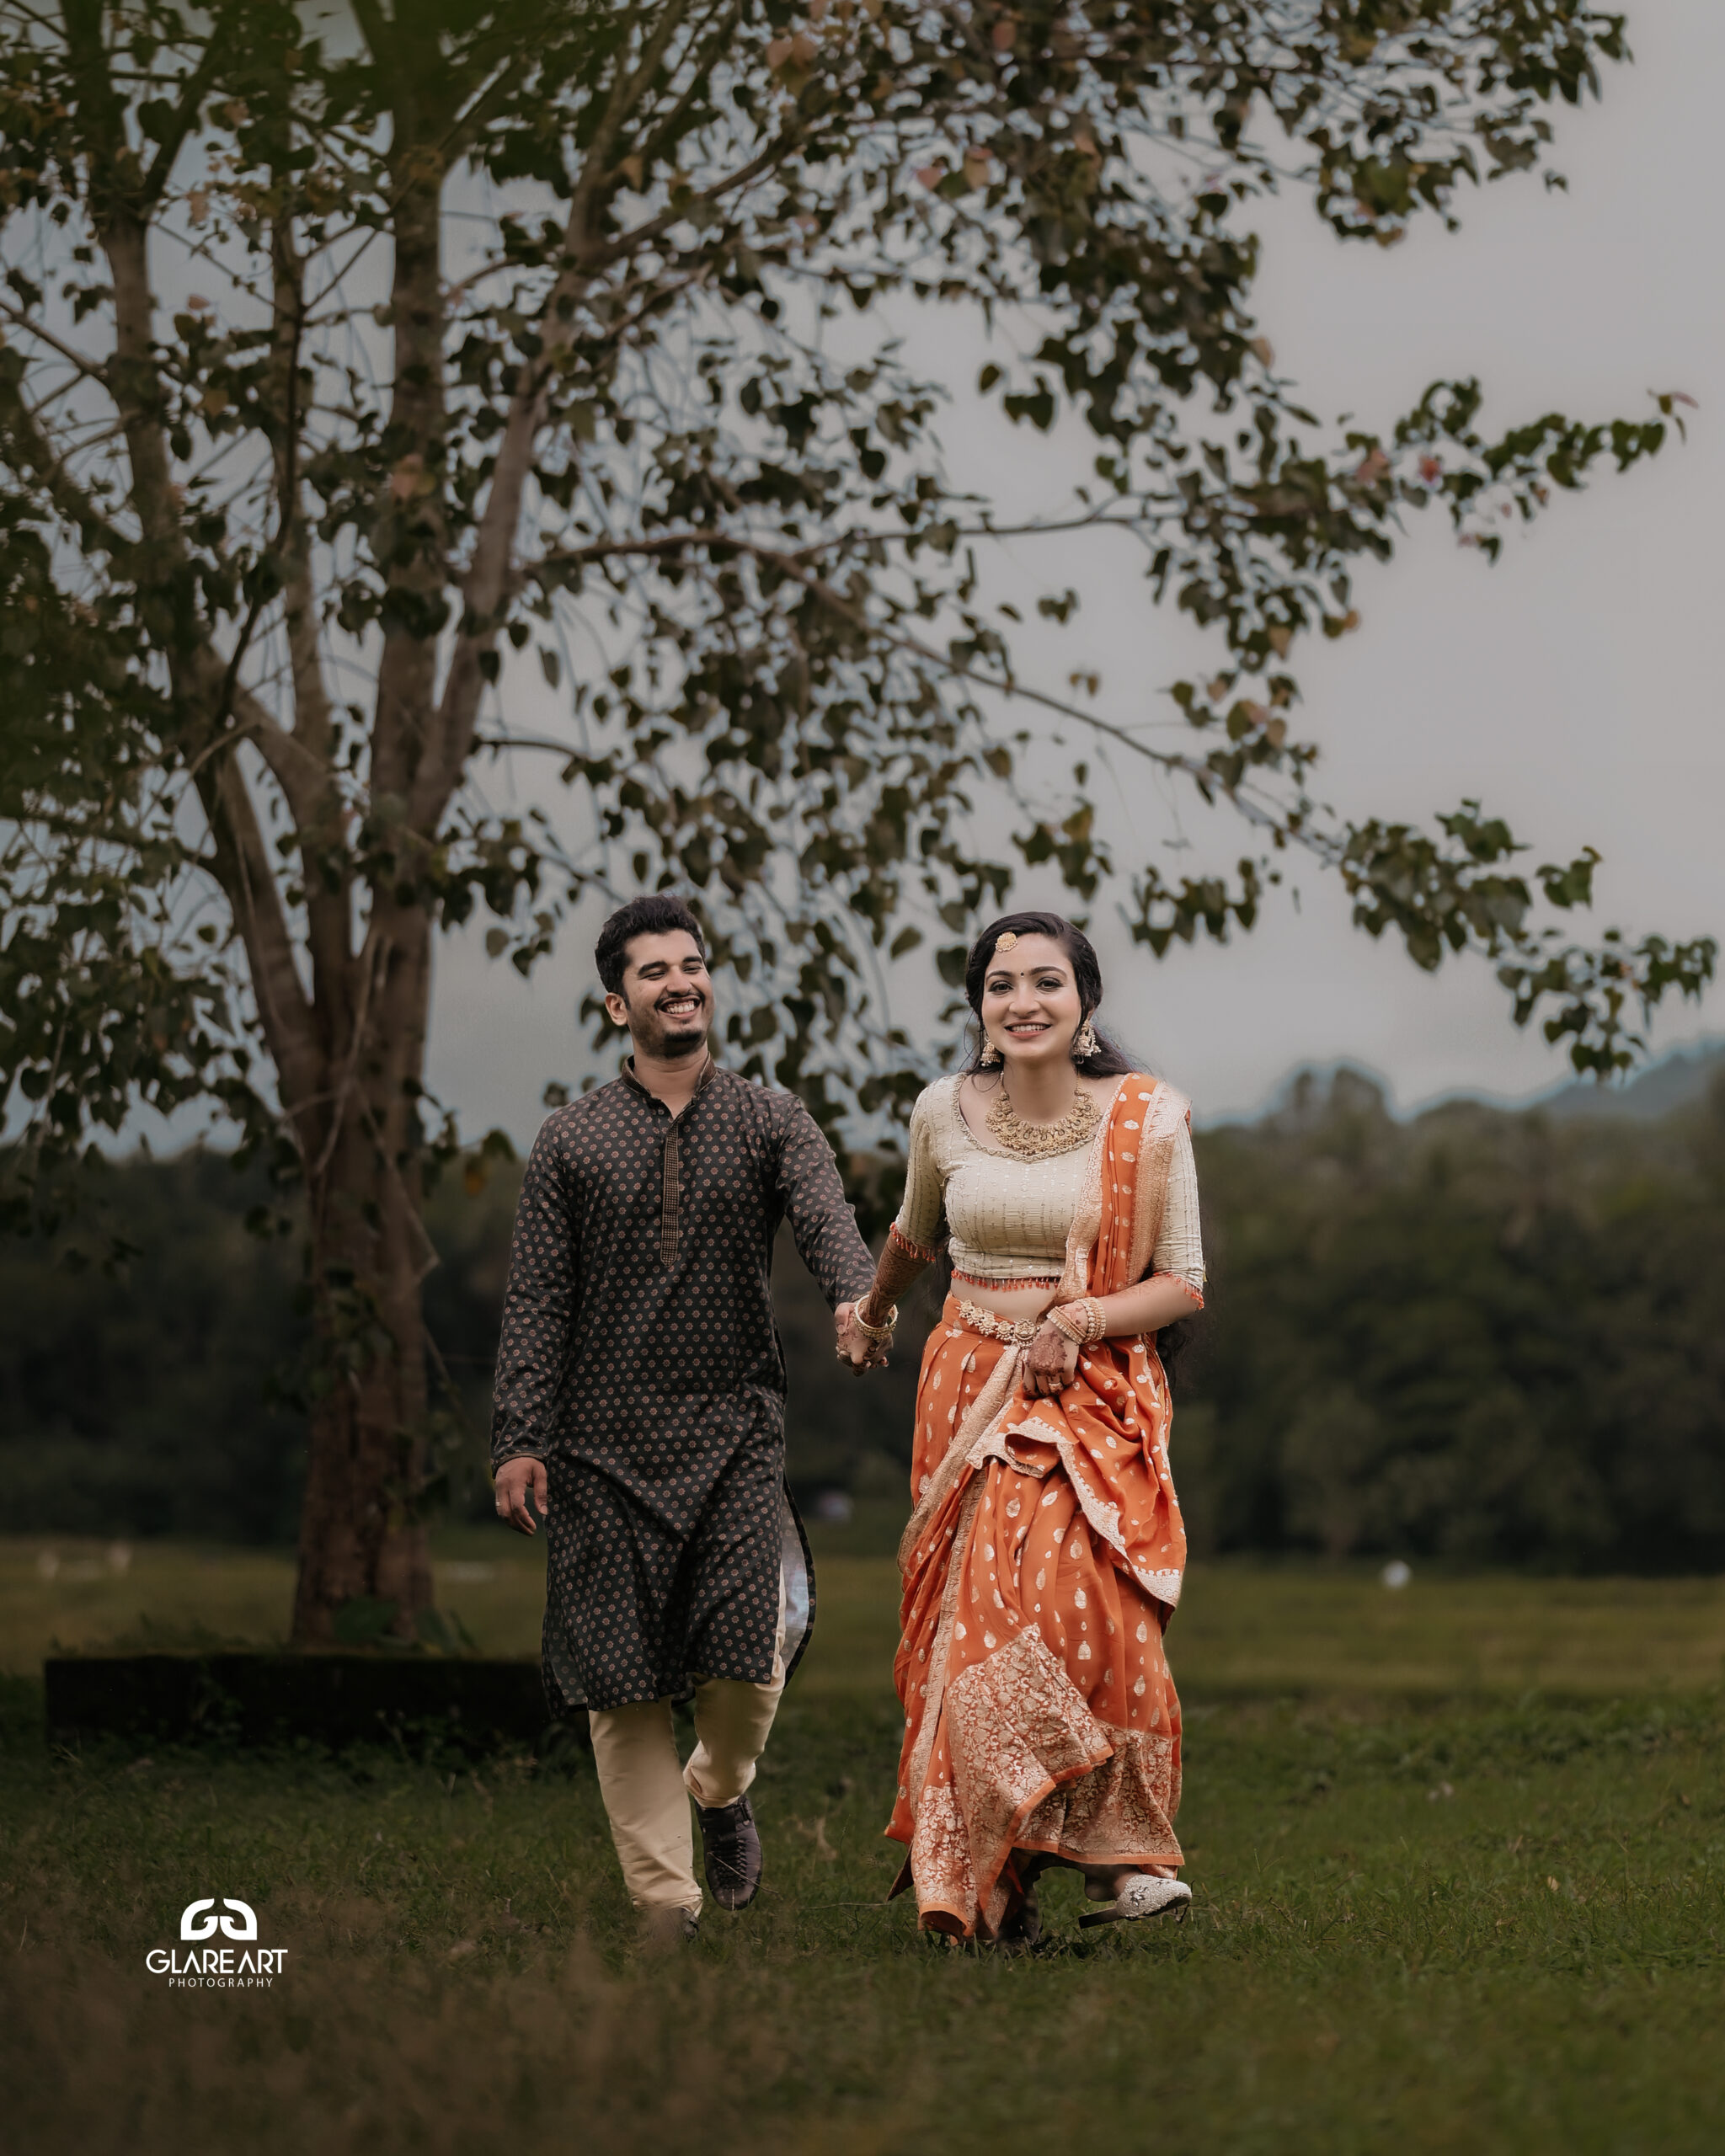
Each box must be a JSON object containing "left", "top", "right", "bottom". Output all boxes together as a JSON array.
[{"left": 893, "top": 1074, "right": 1205, "bottom": 1294}]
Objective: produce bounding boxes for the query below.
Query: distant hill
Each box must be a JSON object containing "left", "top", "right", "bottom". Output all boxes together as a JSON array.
[
  {"left": 1535, "top": 1038, "right": 1725, "bottom": 1122},
  {"left": 1224, "top": 1037, "right": 1725, "bottom": 1133}
]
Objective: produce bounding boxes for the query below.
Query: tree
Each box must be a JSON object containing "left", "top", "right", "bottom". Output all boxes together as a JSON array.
[{"left": 0, "top": 0, "right": 1711, "bottom": 1641}]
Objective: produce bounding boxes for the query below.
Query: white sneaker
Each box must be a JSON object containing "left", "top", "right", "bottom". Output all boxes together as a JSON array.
[{"left": 1077, "top": 1873, "right": 1192, "bottom": 1929}]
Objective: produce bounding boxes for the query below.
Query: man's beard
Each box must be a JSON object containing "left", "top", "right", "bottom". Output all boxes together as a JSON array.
[{"left": 628, "top": 987, "right": 709, "bottom": 1060}]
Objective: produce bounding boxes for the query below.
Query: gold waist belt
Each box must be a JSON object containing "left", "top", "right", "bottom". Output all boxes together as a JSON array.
[{"left": 955, "top": 1300, "right": 1043, "bottom": 1346}]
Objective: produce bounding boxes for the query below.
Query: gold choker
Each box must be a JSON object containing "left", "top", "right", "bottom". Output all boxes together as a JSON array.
[{"left": 985, "top": 1084, "right": 1101, "bottom": 1160}]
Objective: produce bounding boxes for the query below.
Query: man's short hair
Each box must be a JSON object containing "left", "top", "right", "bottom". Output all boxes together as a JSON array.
[{"left": 595, "top": 894, "right": 707, "bottom": 995}]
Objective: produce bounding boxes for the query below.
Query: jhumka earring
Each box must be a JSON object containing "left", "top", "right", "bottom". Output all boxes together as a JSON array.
[
  {"left": 979, "top": 1034, "right": 1001, "bottom": 1066},
  {"left": 1071, "top": 1017, "right": 1099, "bottom": 1062}
]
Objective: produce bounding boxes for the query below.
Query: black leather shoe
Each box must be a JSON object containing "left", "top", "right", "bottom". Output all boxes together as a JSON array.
[
  {"left": 696, "top": 1793, "right": 763, "bottom": 1910},
  {"left": 994, "top": 1854, "right": 1045, "bottom": 1953},
  {"left": 995, "top": 1882, "right": 1044, "bottom": 1953}
]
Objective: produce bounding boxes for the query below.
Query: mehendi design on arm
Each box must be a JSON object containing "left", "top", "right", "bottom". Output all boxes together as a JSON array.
[{"left": 860, "top": 1226, "right": 933, "bottom": 1330}]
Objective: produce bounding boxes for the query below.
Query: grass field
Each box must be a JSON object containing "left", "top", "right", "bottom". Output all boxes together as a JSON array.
[
  {"left": 3, "top": 1534, "right": 1725, "bottom": 2153},
  {"left": 10, "top": 1522, "right": 1725, "bottom": 1695}
]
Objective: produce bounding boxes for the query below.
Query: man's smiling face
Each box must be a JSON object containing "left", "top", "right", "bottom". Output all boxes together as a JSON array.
[{"left": 606, "top": 929, "right": 712, "bottom": 1061}]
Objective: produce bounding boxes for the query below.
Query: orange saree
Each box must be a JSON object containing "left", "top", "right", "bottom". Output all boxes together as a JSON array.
[{"left": 886, "top": 1075, "right": 1194, "bottom": 1939}]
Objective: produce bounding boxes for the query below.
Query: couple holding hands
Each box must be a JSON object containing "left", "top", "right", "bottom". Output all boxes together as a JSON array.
[{"left": 491, "top": 894, "right": 1204, "bottom": 1946}]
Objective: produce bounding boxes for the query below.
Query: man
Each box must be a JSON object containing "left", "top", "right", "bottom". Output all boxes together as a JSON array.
[{"left": 491, "top": 894, "right": 880, "bottom": 1942}]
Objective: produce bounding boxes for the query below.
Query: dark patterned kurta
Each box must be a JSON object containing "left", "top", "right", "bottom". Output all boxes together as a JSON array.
[{"left": 491, "top": 1059, "right": 874, "bottom": 1713}]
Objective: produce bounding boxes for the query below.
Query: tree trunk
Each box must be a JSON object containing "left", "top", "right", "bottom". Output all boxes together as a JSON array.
[{"left": 289, "top": 910, "right": 437, "bottom": 1646}]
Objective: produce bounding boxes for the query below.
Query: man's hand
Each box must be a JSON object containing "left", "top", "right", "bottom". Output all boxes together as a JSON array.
[
  {"left": 494, "top": 1455, "right": 547, "bottom": 1535},
  {"left": 835, "top": 1300, "right": 890, "bottom": 1374},
  {"left": 1023, "top": 1321, "right": 1080, "bottom": 1399}
]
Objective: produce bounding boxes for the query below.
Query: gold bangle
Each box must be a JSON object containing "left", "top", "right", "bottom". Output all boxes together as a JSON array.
[
  {"left": 1048, "top": 1297, "right": 1104, "bottom": 1347},
  {"left": 852, "top": 1303, "right": 898, "bottom": 1344}
]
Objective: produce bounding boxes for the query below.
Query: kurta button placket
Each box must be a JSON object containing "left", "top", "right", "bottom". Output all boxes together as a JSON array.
[{"left": 628, "top": 1051, "right": 715, "bottom": 1271}]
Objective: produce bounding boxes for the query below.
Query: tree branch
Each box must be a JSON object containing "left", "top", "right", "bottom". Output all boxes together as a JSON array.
[
  {"left": 265, "top": 218, "right": 334, "bottom": 759},
  {"left": 0, "top": 297, "right": 115, "bottom": 387},
  {"left": 357, "top": 5, "right": 457, "bottom": 819},
  {"left": 0, "top": 371, "right": 131, "bottom": 556},
  {"left": 58, "top": 4, "right": 323, "bottom": 1094},
  {"left": 629, "top": 0, "right": 743, "bottom": 177},
  {"left": 138, "top": 11, "right": 238, "bottom": 207},
  {"left": 581, "top": 0, "right": 702, "bottom": 198},
  {"left": 190, "top": 714, "right": 320, "bottom": 1113},
  {"left": 525, "top": 530, "right": 1288, "bottom": 814},
  {"left": 409, "top": 1, "right": 706, "bottom": 833}
]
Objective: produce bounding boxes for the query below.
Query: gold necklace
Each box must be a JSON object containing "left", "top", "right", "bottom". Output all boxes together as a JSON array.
[{"left": 984, "top": 1082, "right": 1101, "bottom": 1159}]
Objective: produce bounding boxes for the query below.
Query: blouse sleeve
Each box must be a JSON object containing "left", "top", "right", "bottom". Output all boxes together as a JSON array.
[
  {"left": 1149, "top": 1116, "right": 1205, "bottom": 1300},
  {"left": 891, "top": 1084, "right": 946, "bottom": 1260}
]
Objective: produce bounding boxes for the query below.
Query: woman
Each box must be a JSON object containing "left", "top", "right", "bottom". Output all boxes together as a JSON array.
[{"left": 837, "top": 912, "right": 1204, "bottom": 1944}]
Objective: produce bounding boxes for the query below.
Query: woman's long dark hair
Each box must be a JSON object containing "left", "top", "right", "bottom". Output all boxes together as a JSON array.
[
  {"left": 961, "top": 911, "right": 1136, "bottom": 1081},
  {"left": 959, "top": 910, "right": 1199, "bottom": 1389}
]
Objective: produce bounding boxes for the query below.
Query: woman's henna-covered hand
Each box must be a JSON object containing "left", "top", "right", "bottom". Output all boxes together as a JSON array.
[{"left": 1024, "top": 1321, "right": 1080, "bottom": 1398}]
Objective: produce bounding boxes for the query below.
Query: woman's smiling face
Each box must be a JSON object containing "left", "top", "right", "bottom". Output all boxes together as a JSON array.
[{"left": 980, "top": 933, "right": 1085, "bottom": 1070}]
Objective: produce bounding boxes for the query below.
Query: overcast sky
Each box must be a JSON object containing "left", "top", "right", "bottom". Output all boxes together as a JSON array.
[{"left": 419, "top": 2, "right": 1723, "bottom": 1139}]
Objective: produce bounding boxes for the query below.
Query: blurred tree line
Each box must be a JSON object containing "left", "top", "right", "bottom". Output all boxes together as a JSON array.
[
  {"left": 5, "top": 1060, "right": 1724, "bottom": 1570},
  {"left": 1184, "top": 1065, "right": 1725, "bottom": 1572}
]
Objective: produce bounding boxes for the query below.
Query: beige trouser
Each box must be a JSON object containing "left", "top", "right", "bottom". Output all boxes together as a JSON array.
[{"left": 587, "top": 1588, "right": 788, "bottom": 1917}]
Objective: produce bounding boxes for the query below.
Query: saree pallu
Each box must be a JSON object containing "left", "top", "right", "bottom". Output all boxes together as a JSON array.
[{"left": 886, "top": 1076, "right": 1193, "bottom": 1939}]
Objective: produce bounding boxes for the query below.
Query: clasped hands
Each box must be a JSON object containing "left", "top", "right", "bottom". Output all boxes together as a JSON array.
[
  {"left": 834, "top": 1300, "right": 891, "bottom": 1374},
  {"left": 834, "top": 1302, "right": 1082, "bottom": 1394}
]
